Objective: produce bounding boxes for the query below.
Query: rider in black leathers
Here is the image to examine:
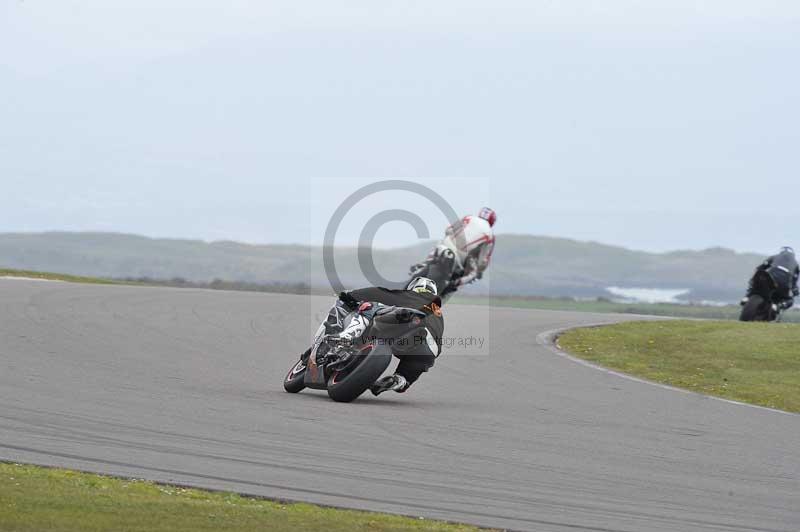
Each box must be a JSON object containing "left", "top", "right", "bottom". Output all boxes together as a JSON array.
[
  {"left": 299, "top": 277, "right": 444, "bottom": 395},
  {"left": 743, "top": 246, "right": 800, "bottom": 311}
]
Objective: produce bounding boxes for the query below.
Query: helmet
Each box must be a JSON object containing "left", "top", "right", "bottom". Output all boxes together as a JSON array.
[
  {"left": 407, "top": 276, "right": 438, "bottom": 296},
  {"left": 780, "top": 246, "right": 795, "bottom": 255},
  {"left": 478, "top": 207, "right": 497, "bottom": 227}
]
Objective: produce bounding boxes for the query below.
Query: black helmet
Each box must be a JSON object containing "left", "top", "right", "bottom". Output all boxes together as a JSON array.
[{"left": 780, "top": 246, "right": 795, "bottom": 256}]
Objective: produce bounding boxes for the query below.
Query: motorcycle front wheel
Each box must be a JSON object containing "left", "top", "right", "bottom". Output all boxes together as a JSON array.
[
  {"left": 283, "top": 358, "right": 307, "bottom": 393},
  {"left": 739, "top": 295, "right": 768, "bottom": 322}
]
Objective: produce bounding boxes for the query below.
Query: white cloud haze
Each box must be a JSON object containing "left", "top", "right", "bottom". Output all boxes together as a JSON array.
[{"left": 1, "top": 1, "right": 798, "bottom": 253}]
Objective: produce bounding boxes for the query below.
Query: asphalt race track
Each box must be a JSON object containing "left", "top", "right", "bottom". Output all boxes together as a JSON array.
[{"left": 1, "top": 279, "right": 798, "bottom": 532}]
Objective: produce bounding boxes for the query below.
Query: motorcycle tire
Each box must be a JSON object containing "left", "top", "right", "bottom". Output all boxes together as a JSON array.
[
  {"left": 327, "top": 344, "right": 393, "bottom": 403},
  {"left": 283, "top": 358, "right": 307, "bottom": 393},
  {"left": 739, "top": 295, "right": 767, "bottom": 322}
]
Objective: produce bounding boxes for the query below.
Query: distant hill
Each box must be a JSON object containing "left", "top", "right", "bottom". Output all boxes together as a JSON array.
[{"left": 0, "top": 232, "right": 765, "bottom": 302}]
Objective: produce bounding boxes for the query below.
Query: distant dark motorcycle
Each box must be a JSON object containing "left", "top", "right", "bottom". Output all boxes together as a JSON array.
[
  {"left": 408, "top": 246, "right": 461, "bottom": 302},
  {"left": 740, "top": 270, "right": 782, "bottom": 322},
  {"left": 283, "top": 304, "right": 428, "bottom": 402}
]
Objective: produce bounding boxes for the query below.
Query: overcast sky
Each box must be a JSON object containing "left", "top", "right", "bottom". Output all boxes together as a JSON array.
[{"left": 1, "top": 1, "right": 798, "bottom": 254}]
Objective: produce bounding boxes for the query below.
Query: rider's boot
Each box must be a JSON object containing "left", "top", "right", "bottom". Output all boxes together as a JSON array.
[
  {"left": 370, "top": 374, "right": 409, "bottom": 396},
  {"left": 333, "top": 314, "right": 370, "bottom": 343},
  {"left": 316, "top": 314, "right": 371, "bottom": 365}
]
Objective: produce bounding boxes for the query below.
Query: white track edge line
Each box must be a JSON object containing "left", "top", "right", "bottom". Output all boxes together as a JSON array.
[{"left": 535, "top": 323, "right": 798, "bottom": 418}]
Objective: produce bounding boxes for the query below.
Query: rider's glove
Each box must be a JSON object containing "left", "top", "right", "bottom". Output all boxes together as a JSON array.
[
  {"left": 462, "top": 276, "right": 477, "bottom": 286},
  {"left": 338, "top": 291, "right": 360, "bottom": 311}
]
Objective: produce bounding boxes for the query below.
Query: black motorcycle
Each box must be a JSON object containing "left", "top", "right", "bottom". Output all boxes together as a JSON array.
[
  {"left": 740, "top": 269, "right": 782, "bottom": 322},
  {"left": 283, "top": 304, "right": 428, "bottom": 402}
]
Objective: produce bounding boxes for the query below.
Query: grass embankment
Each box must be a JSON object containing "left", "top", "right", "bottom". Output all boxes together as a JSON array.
[
  {"left": 0, "top": 463, "right": 486, "bottom": 532},
  {"left": 0, "top": 268, "right": 322, "bottom": 295},
  {"left": 0, "top": 269, "right": 117, "bottom": 285},
  {"left": 452, "top": 295, "right": 800, "bottom": 323},
  {"left": 558, "top": 320, "right": 800, "bottom": 413}
]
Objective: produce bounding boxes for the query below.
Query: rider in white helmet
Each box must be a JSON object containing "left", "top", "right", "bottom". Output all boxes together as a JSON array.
[
  {"left": 430, "top": 207, "right": 497, "bottom": 291},
  {"left": 446, "top": 207, "right": 496, "bottom": 288},
  {"left": 410, "top": 208, "right": 497, "bottom": 297}
]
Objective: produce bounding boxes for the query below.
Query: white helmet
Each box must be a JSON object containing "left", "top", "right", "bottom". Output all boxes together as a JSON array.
[{"left": 407, "top": 276, "right": 438, "bottom": 296}]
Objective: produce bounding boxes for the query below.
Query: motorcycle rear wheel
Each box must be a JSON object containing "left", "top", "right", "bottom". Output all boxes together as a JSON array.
[{"left": 327, "top": 344, "right": 392, "bottom": 402}]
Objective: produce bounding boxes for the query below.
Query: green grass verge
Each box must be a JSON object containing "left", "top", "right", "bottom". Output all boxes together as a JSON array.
[
  {"left": 451, "top": 296, "right": 800, "bottom": 323},
  {"left": 558, "top": 320, "right": 800, "bottom": 413},
  {"left": 0, "top": 463, "right": 488, "bottom": 532},
  {"left": 0, "top": 269, "right": 118, "bottom": 285}
]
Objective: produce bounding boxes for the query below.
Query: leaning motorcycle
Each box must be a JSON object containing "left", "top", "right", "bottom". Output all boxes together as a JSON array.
[
  {"left": 283, "top": 303, "right": 428, "bottom": 402},
  {"left": 740, "top": 269, "right": 782, "bottom": 322}
]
